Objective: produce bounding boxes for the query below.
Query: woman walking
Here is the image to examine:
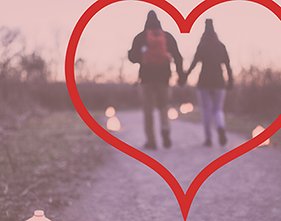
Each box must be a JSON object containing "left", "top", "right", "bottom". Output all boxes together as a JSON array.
[{"left": 181, "top": 19, "right": 233, "bottom": 146}]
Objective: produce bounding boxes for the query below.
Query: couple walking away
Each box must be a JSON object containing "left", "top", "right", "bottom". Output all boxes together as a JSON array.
[{"left": 128, "top": 10, "right": 233, "bottom": 149}]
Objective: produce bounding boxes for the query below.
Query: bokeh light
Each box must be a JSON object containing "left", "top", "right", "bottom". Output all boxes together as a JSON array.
[
  {"left": 107, "top": 116, "right": 121, "bottom": 131},
  {"left": 180, "top": 103, "right": 194, "bottom": 114},
  {"left": 105, "top": 106, "right": 116, "bottom": 117},
  {"left": 168, "top": 108, "right": 178, "bottom": 120},
  {"left": 252, "top": 125, "right": 270, "bottom": 146}
]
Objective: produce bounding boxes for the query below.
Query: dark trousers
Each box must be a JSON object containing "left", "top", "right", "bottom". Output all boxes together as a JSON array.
[{"left": 141, "top": 83, "right": 170, "bottom": 144}]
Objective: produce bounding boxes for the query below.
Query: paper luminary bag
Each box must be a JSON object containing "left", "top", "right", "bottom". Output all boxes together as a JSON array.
[{"left": 26, "top": 210, "right": 51, "bottom": 221}]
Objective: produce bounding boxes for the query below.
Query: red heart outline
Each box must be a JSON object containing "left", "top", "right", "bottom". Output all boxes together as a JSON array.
[{"left": 65, "top": 0, "right": 281, "bottom": 220}]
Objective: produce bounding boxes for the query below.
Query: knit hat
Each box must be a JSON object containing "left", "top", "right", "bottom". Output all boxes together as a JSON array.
[
  {"left": 144, "top": 10, "right": 162, "bottom": 30},
  {"left": 147, "top": 10, "right": 158, "bottom": 20},
  {"left": 205, "top": 19, "right": 215, "bottom": 33},
  {"left": 200, "top": 18, "right": 219, "bottom": 43}
]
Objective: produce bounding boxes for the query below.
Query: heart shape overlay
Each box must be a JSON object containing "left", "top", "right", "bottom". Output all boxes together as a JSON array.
[{"left": 65, "top": 0, "right": 281, "bottom": 220}]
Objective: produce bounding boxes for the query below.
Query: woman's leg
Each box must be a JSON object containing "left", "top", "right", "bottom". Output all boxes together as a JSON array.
[
  {"left": 213, "top": 89, "right": 227, "bottom": 145},
  {"left": 197, "top": 89, "right": 213, "bottom": 145}
]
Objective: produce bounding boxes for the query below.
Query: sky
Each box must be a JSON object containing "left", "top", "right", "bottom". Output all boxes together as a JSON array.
[{"left": 1, "top": 0, "right": 281, "bottom": 83}]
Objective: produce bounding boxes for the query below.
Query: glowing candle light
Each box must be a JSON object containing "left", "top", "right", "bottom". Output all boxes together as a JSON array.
[
  {"left": 180, "top": 103, "right": 194, "bottom": 114},
  {"left": 252, "top": 125, "right": 270, "bottom": 146},
  {"left": 107, "top": 116, "right": 121, "bottom": 131},
  {"left": 26, "top": 210, "right": 51, "bottom": 221},
  {"left": 105, "top": 106, "right": 116, "bottom": 117},
  {"left": 168, "top": 108, "right": 178, "bottom": 120}
]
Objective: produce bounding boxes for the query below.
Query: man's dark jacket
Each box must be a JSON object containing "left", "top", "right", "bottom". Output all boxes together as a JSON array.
[{"left": 128, "top": 11, "right": 183, "bottom": 84}]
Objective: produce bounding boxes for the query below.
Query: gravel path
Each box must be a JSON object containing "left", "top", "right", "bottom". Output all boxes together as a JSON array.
[{"left": 61, "top": 110, "right": 281, "bottom": 221}]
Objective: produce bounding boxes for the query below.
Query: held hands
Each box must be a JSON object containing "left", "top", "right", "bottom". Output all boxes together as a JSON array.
[
  {"left": 226, "top": 78, "right": 234, "bottom": 90},
  {"left": 177, "top": 78, "right": 186, "bottom": 87},
  {"left": 177, "top": 69, "right": 191, "bottom": 87}
]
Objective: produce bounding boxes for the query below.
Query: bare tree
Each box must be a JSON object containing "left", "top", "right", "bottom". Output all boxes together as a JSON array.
[
  {"left": 20, "top": 52, "right": 50, "bottom": 82},
  {"left": 75, "top": 58, "right": 91, "bottom": 82},
  {"left": 0, "top": 26, "right": 25, "bottom": 80}
]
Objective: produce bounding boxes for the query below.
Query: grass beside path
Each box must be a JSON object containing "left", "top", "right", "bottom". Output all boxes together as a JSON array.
[
  {"left": 179, "top": 107, "right": 281, "bottom": 146},
  {"left": 0, "top": 111, "right": 109, "bottom": 221}
]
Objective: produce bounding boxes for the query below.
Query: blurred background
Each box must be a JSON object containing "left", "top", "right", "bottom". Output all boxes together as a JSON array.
[
  {"left": 1, "top": 0, "right": 281, "bottom": 220},
  {"left": 0, "top": 0, "right": 280, "bottom": 122}
]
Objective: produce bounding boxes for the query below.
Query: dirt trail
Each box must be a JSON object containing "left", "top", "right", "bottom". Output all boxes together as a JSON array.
[{"left": 60, "top": 110, "right": 281, "bottom": 221}]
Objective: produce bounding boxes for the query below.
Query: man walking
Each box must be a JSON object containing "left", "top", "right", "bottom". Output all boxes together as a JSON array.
[{"left": 128, "top": 10, "right": 184, "bottom": 149}]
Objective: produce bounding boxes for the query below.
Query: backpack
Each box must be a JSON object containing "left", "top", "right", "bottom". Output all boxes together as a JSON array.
[{"left": 141, "top": 29, "right": 170, "bottom": 66}]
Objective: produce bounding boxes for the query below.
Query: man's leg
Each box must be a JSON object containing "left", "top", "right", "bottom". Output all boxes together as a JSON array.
[
  {"left": 141, "top": 83, "right": 156, "bottom": 149},
  {"left": 155, "top": 83, "right": 171, "bottom": 148}
]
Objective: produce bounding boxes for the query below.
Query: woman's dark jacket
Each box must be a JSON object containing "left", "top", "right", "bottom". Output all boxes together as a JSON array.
[{"left": 188, "top": 39, "right": 233, "bottom": 89}]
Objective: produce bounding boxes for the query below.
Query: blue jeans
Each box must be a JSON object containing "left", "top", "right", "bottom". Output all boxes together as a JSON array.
[{"left": 197, "top": 88, "right": 226, "bottom": 141}]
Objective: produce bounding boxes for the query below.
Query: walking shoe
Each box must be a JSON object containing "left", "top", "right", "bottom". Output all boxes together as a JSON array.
[
  {"left": 144, "top": 142, "right": 157, "bottom": 150},
  {"left": 203, "top": 139, "right": 212, "bottom": 147},
  {"left": 218, "top": 127, "right": 227, "bottom": 146},
  {"left": 162, "top": 129, "right": 171, "bottom": 148}
]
